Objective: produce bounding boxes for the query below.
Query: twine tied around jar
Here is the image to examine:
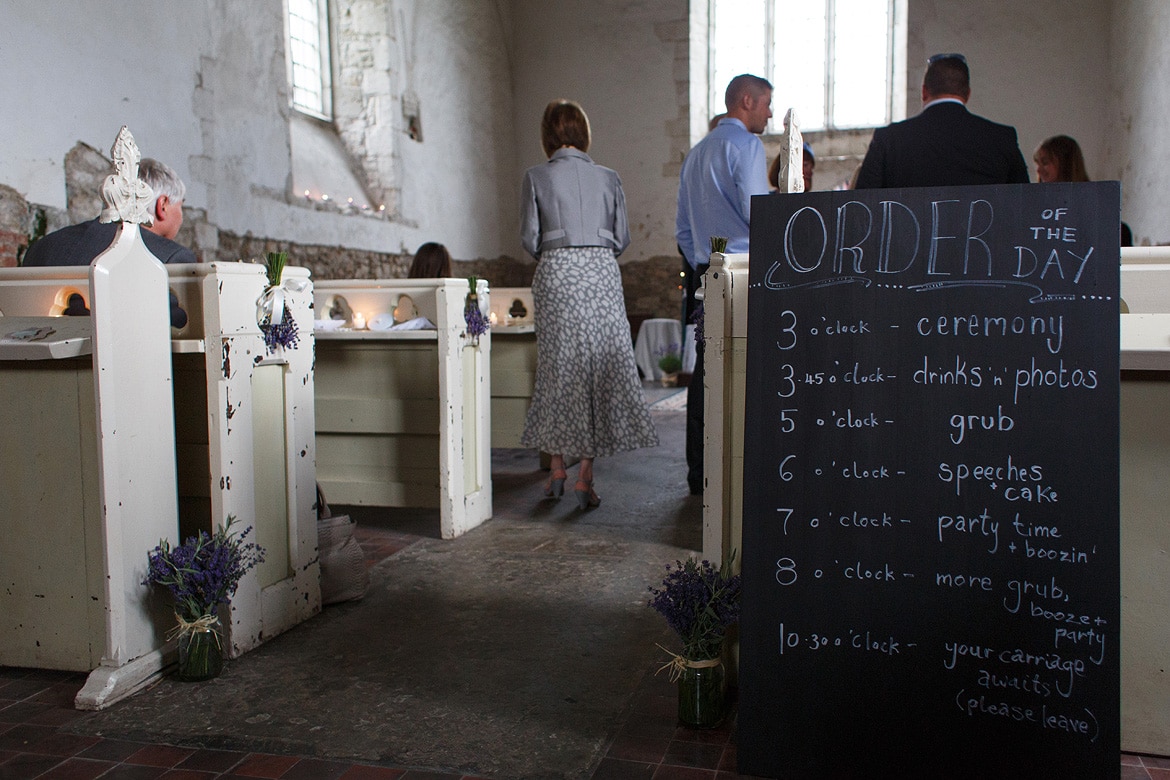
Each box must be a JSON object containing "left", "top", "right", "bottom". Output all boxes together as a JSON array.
[
  {"left": 655, "top": 644, "right": 721, "bottom": 682},
  {"left": 169, "top": 612, "right": 222, "bottom": 644}
]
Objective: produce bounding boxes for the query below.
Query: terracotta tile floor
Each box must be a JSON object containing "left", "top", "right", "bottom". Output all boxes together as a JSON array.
[{"left": 0, "top": 522, "right": 1163, "bottom": 779}]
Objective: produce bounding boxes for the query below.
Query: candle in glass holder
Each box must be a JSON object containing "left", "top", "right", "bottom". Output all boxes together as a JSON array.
[
  {"left": 488, "top": 311, "right": 498, "bottom": 326},
  {"left": 352, "top": 312, "right": 367, "bottom": 330}
]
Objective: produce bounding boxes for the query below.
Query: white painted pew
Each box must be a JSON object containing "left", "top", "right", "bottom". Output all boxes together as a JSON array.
[
  {"left": 701, "top": 252, "right": 748, "bottom": 566},
  {"left": 486, "top": 287, "right": 536, "bottom": 449},
  {"left": 0, "top": 239, "right": 176, "bottom": 710},
  {"left": 166, "top": 262, "right": 321, "bottom": 658},
  {"left": 1117, "top": 249, "right": 1170, "bottom": 755},
  {"left": 0, "top": 259, "right": 321, "bottom": 708},
  {"left": 313, "top": 279, "right": 491, "bottom": 539}
]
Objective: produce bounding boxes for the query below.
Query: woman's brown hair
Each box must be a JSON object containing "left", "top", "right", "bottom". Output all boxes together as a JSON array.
[
  {"left": 407, "top": 242, "right": 452, "bottom": 278},
  {"left": 1037, "top": 135, "right": 1090, "bottom": 183},
  {"left": 540, "top": 100, "right": 591, "bottom": 157}
]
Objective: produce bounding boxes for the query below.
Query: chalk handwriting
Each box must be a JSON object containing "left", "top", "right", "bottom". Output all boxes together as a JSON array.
[
  {"left": 936, "top": 509, "right": 1000, "bottom": 553},
  {"left": 947, "top": 644, "right": 1088, "bottom": 699},
  {"left": 1011, "top": 515, "right": 1061, "bottom": 539},
  {"left": 977, "top": 668, "right": 1052, "bottom": 697},
  {"left": 810, "top": 316, "right": 871, "bottom": 336},
  {"left": 1012, "top": 357, "right": 1098, "bottom": 403},
  {"left": 935, "top": 572, "right": 993, "bottom": 591},
  {"left": 1003, "top": 577, "right": 1069, "bottom": 614},
  {"left": 1014, "top": 246, "right": 1094, "bottom": 284},
  {"left": 1019, "top": 539, "right": 1094, "bottom": 565},
  {"left": 955, "top": 692, "right": 1101, "bottom": 742},
  {"left": 828, "top": 409, "right": 886, "bottom": 429},
  {"left": 913, "top": 355, "right": 984, "bottom": 386},
  {"left": 1003, "top": 484, "right": 1058, "bottom": 503},
  {"left": 996, "top": 648, "right": 1087, "bottom": 697},
  {"left": 1028, "top": 226, "right": 1078, "bottom": 242},
  {"left": 1055, "top": 627, "right": 1107, "bottom": 665},
  {"left": 743, "top": 184, "right": 1118, "bottom": 770},
  {"left": 842, "top": 560, "right": 914, "bottom": 583},
  {"left": 838, "top": 511, "right": 909, "bottom": 530},
  {"left": 948, "top": 405, "right": 1015, "bottom": 444},
  {"left": 839, "top": 460, "right": 892, "bottom": 479},
  {"left": 800, "top": 361, "right": 892, "bottom": 385},
  {"left": 916, "top": 313, "right": 1064, "bottom": 355},
  {"left": 937, "top": 456, "right": 1044, "bottom": 497},
  {"left": 762, "top": 197, "right": 1101, "bottom": 302},
  {"left": 779, "top": 622, "right": 915, "bottom": 657}
]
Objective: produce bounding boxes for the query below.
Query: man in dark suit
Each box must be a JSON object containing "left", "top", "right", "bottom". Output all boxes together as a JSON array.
[
  {"left": 855, "top": 54, "right": 1029, "bottom": 189},
  {"left": 23, "top": 158, "right": 194, "bottom": 326}
]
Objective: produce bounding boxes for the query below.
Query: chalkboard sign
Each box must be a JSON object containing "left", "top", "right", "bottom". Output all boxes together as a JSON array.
[{"left": 737, "top": 182, "right": 1120, "bottom": 779}]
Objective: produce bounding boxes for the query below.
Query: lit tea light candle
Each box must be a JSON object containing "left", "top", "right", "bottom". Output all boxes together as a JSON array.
[
  {"left": 352, "top": 312, "right": 367, "bottom": 330},
  {"left": 488, "top": 311, "right": 498, "bottom": 325}
]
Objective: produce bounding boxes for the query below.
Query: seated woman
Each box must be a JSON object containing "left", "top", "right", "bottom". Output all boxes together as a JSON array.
[
  {"left": 1033, "top": 135, "right": 1089, "bottom": 184},
  {"left": 1034, "top": 135, "right": 1132, "bottom": 246},
  {"left": 408, "top": 242, "right": 452, "bottom": 278}
]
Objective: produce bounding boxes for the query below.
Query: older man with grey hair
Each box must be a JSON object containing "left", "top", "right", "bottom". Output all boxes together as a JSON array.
[
  {"left": 23, "top": 157, "right": 196, "bottom": 326},
  {"left": 23, "top": 157, "right": 194, "bottom": 267}
]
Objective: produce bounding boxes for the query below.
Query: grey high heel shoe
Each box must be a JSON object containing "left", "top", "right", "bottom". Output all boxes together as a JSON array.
[
  {"left": 574, "top": 480, "right": 600, "bottom": 510},
  {"left": 544, "top": 468, "right": 567, "bottom": 498}
]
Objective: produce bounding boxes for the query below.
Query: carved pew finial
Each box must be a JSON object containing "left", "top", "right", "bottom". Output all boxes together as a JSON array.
[
  {"left": 99, "top": 126, "right": 155, "bottom": 226},
  {"left": 776, "top": 109, "right": 804, "bottom": 194}
]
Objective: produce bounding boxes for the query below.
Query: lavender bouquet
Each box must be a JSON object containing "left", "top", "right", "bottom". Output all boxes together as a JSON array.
[
  {"left": 144, "top": 516, "right": 264, "bottom": 679},
  {"left": 463, "top": 276, "right": 489, "bottom": 344},
  {"left": 648, "top": 554, "right": 741, "bottom": 664},
  {"left": 259, "top": 251, "right": 300, "bottom": 353}
]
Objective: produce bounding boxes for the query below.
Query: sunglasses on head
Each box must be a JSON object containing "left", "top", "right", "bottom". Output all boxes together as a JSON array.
[{"left": 927, "top": 52, "right": 967, "bottom": 64}]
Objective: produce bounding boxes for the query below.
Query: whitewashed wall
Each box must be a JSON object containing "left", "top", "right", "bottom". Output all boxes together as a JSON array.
[
  {"left": 1106, "top": 0, "right": 1170, "bottom": 246},
  {"left": 0, "top": 2, "right": 207, "bottom": 210},
  {"left": 396, "top": 2, "right": 517, "bottom": 256},
  {"left": 0, "top": 0, "right": 518, "bottom": 262},
  {"left": 509, "top": 0, "right": 687, "bottom": 264},
  {"left": 194, "top": 0, "right": 518, "bottom": 261},
  {"left": 2, "top": 0, "right": 1169, "bottom": 263}
]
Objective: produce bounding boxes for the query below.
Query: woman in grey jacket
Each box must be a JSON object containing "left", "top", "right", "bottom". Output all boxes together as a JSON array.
[{"left": 519, "top": 100, "right": 658, "bottom": 509}]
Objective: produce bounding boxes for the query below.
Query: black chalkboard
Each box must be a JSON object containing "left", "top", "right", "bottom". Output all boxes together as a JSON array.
[{"left": 737, "top": 182, "right": 1120, "bottom": 779}]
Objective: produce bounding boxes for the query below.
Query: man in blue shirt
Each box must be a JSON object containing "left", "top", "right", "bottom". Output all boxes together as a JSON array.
[
  {"left": 677, "top": 75, "right": 773, "bottom": 270},
  {"left": 675, "top": 74, "right": 772, "bottom": 495}
]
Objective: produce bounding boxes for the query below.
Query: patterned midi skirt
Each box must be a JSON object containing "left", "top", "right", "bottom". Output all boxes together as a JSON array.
[{"left": 520, "top": 246, "right": 659, "bottom": 458}]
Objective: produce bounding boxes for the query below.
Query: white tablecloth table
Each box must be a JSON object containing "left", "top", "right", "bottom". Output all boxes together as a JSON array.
[
  {"left": 682, "top": 323, "right": 697, "bottom": 374},
  {"left": 633, "top": 317, "right": 683, "bottom": 380}
]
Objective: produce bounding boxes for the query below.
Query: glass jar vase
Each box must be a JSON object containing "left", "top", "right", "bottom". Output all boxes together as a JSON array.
[
  {"left": 677, "top": 658, "right": 726, "bottom": 728},
  {"left": 177, "top": 627, "right": 224, "bottom": 682}
]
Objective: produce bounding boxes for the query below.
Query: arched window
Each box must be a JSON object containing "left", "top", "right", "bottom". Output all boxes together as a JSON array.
[{"left": 287, "top": 0, "right": 332, "bottom": 119}]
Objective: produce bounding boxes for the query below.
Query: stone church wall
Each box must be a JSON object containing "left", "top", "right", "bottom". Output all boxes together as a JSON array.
[
  {"left": 0, "top": 0, "right": 688, "bottom": 317},
  {"left": 2, "top": 148, "right": 680, "bottom": 318}
]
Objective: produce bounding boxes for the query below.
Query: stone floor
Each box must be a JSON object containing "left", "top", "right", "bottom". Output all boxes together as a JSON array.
[{"left": 0, "top": 389, "right": 1165, "bottom": 779}]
